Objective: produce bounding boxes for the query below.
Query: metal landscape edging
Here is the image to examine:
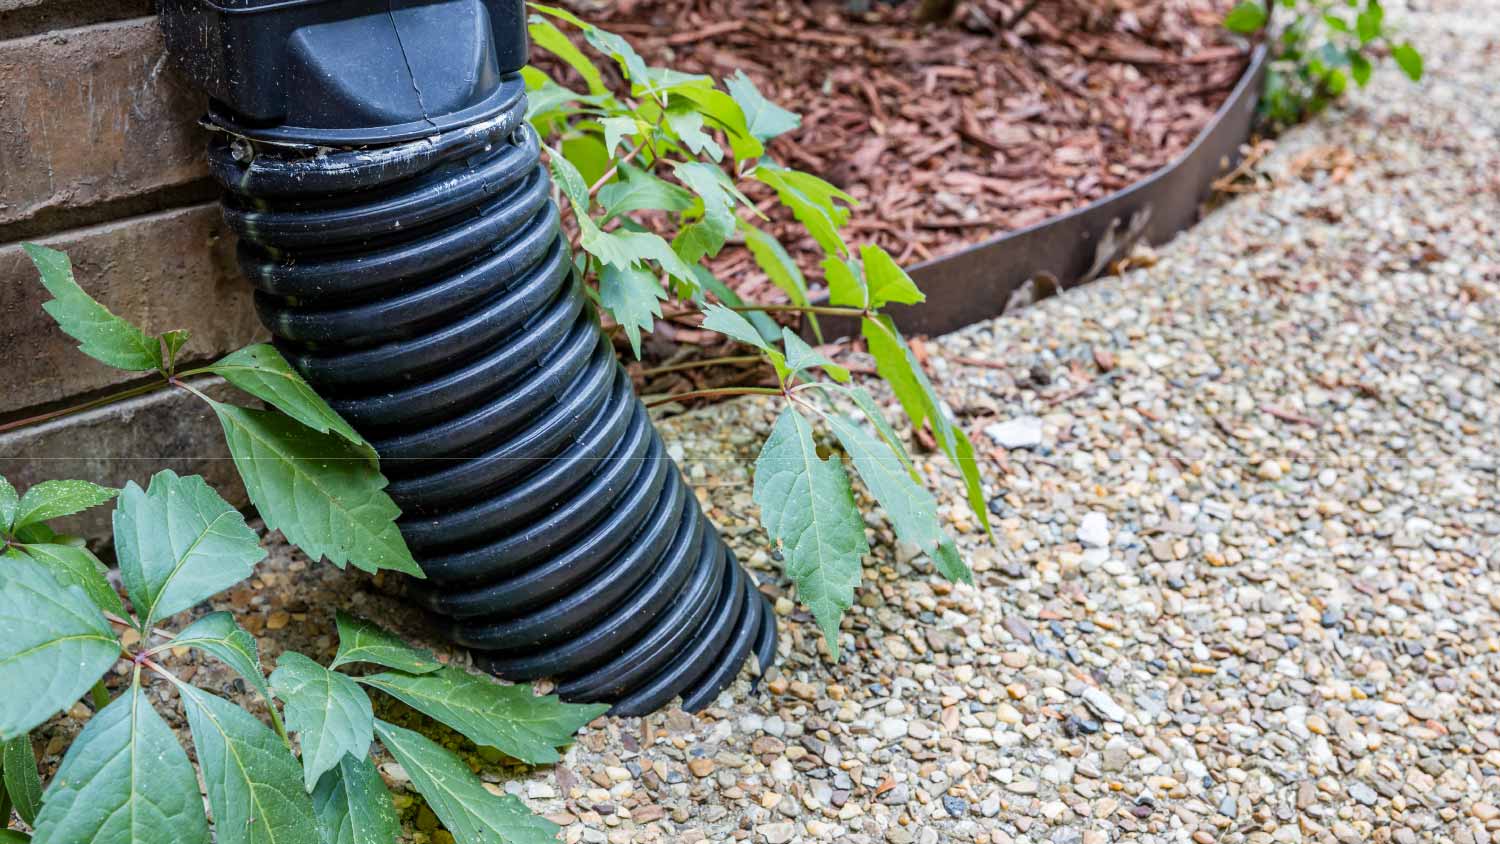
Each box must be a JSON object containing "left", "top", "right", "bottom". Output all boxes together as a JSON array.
[{"left": 818, "top": 43, "right": 1269, "bottom": 339}]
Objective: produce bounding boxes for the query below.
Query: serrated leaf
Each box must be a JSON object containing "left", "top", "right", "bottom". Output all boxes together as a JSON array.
[
  {"left": 667, "top": 85, "right": 764, "bottom": 161},
  {"left": 1223, "top": 1, "right": 1267, "bottom": 32},
  {"left": 861, "top": 317, "right": 992, "bottom": 538},
  {"left": 114, "top": 470, "right": 265, "bottom": 631},
  {"left": 311, "top": 755, "right": 398, "bottom": 844},
  {"left": 330, "top": 612, "right": 442, "bottom": 675},
  {"left": 725, "top": 70, "right": 800, "bottom": 143},
  {"left": 664, "top": 106, "right": 723, "bottom": 162},
  {"left": 372, "top": 719, "right": 559, "bottom": 844},
  {"left": 32, "top": 681, "right": 210, "bottom": 844},
  {"left": 752, "top": 408, "right": 868, "bottom": 652},
  {"left": 700, "top": 304, "right": 772, "bottom": 353},
  {"left": 742, "top": 224, "right": 810, "bottom": 308},
  {"left": 599, "top": 264, "right": 665, "bottom": 359},
  {"left": 23, "top": 243, "right": 164, "bottom": 372},
  {"left": 599, "top": 116, "right": 639, "bottom": 157},
  {"left": 11, "top": 479, "right": 117, "bottom": 531},
  {"left": 1391, "top": 42, "right": 1423, "bottom": 81},
  {"left": 580, "top": 225, "right": 697, "bottom": 286},
  {"left": 208, "top": 345, "right": 375, "bottom": 463},
  {"left": 846, "top": 384, "right": 916, "bottom": 478},
  {"left": 527, "top": 17, "right": 607, "bottom": 95},
  {"left": 754, "top": 164, "right": 853, "bottom": 257},
  {"left": 174, "top": 682, "right": 320, "bottom": 844},
  {"left": 0, "top": 554, "right": 118, "bottom": 740},
  {"left": 826, "top": 414, "right": 970, "bottom": 584},
  {"left": 860, "top": 244, "right": 924, "bottom": 308},
  {"left": 671, "top": 161, "right": 736, "bottom": 262},
  {"left": 168, "top": 612, "right": 275, "bottom": 715},
  {"left": 269, "top": 653, "right": 374, "bottom": 792},
  {"left": 548, "top": 147, "right": 590, "bottom": 210},
  {"left": 781, "top": 328, "right": 849, "bottom": 383},
  {"left": 9, "top": 544, "right": 124, "bottom": 616},
  {"left": 0, "top": 475, "right": 17, "bottom": 532},
  {"left": 822, "top": 256, "right": 867, "bottom": 309},
  {"left": 3, "top": 735, "right": 42, "bottom": 825},
  {"left": 597, "top": 163, "right": 695, "bottom": 223},
  {"left": 211, "top": 402, "right": 422, "bottom": 577},
  {"left": 692, "top": 266, "right": 780, "bottom": 344},
  {"left": 360, "top": 667, "right": 606, "bottom": 765}
]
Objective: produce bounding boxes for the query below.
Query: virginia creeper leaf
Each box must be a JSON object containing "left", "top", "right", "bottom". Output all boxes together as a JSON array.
[
  {"left": 755, "top": 164, "right": 853, "bottom": 256},
  {"left": 725, "top": 70, "right": 801, "bottom": 142},
  {"left": 860, "top": 244, "right": 925, "bottom": 308},
  {"left": 671, "top": 161, "right": 736, "bottom": 261},
  {"left": 0, "top": 554, "right": 118, "bottom": 740},
  {"left": 269, "top": 653, "right": 374, "bottom": 792},
  {"left": 781, "top": 328, "right": 849, "bottom": 383},
  {"left": 23, "top": 243, "right": 163, "bottom": 372},
  {"left": 822, "top": 256, "right": 867, "bottom": 309},
  {"left": 11, "top": 479, "right": 117, "bottom": 532},
  {"left": 207, "top": 345, "right": 374, "bottom": 463},
  {"left": 599, "top": 116, "right": 640, "bottom": 157},
  {"left": 32, "top": 681, "right": 210, "bottom": 844},
  {"left": 113, "top": 470, "right": 265, "bottom": 631},
  {"left": 372, "top": 719, "right": 559, "bottom": 844},
  {"left": 9, "top": 544, "right": 124, "bottom": 617},
  {"left": 597, "top": 163, "right": 694, "bottom": 222},
  {"left": 845, "top": 384, "right": 916, "bottom": 478},
  {"left": 330, "top": 612, "right": 442, "bottom": 675},
  {"left": 1391, "top": 42, "right": 1423, "bottom": 80},
  {"left": 3, "top": 735, "right": 42, "bottom": 825},
  {"left": 211, "top": 403, "right": 423, "bottom": 577},
  {"left": 360, "top": 667, "right": 606, "bottom": 765},
  {"left": 692, "top": 266, "right": 780, "bottom": 344},
  {"left": 527, "top": 17, "right": 607, "bottom": 95},
  {"left": 168, "top": 612, "right": 275, "bottom": 715},
  {"left": 664, "top": 106, "right": 723, "bottom": 162},
  {"left": 599, "top": 264, "right": 665, "bottom": 359},
  {"left": 752, "top": 408, "right": 868, "bottom": 652},
  {"left": 311, "top": 754, "right": 399, "bottom": 844}
]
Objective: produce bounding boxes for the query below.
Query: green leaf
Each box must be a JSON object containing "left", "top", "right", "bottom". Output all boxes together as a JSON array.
[
  {"left": 32, "top": 682, "right": 210, "bottom": 844},
  {"left": 0, "top": 554, "right": 118, "bottom": 740},
  {"left": 599, "top": 116, "right": 640, "bottom": 157},
  {"left": 700, "top": 303, "right": 772, "bottom": 353},
  {"left": 1391, "top": 42, "right": 1423, "bottom": 81},
  {"left": 664, "top": 106, "right": 723, "bottom": 162},
  {"left": 270, "top": 653, "right": 374, "bottom": 792},
  {"left": 781, "top": 328, "right": 849, "bottom": 383},
  {"left": 9, "top": 544, "right": 124, "bottom": 616},
  {"left": 1223, "top": 1, "right": 1267, "bottom": 33},
  {"left": 174, "top": 682, "right": 320, "bottom": 844},
  {"left": 168, "top": 612, "right": 276, "bottom": 715},
  {"left": 562, "top": 133, "right": 612, "bottom": 188},
  {"left": 330, "top": 611, "right": 442, "bottom": 675},
  {"left": 826, "top": 414, "right": 970, "bottom": 584},
  {"left": 211, "top": 402, "right": 423, "bottom": 577},
  {"left": 845, "top": 385, "right": 915, "bottom": 478},
  {"left": 1324, "top": 67, "right": 1348, "bottom": 96},
  {"left": 3, "top": 735, "right": 42, "bottom": 825},
  {"left": 548, "top": 145, "right": 590, "bottom": 210},
  {"left": 667, "top": 86, "right": 764, "bottom": 161},
  {"left": 725, "top": 70, "right": 800, "bottom": 143},
  {"left": 372, "top": 719, "right": 559, "bottom": 844},
  {"left": 207, "top": 345, "right": 374, "bottom": 463},
  {"left": 360, "top": 667, "right": 606, "bottom": 765},
  {"left": 527, "top": 17, "right": 608, "bottom": 95},
  {"left": 1355, "top": 3, "right": 1382, "bottom": 42},
  {"left": 580, "top": 225, "right": 697, "bottom": 286},
  {"left": 671, "top": 161, "right": 736, "bottom": 261},
  {"left": 861, "top": 317, "right": 992, "bottom": 538},
  {"left": 0, "top": 831, "right": 27, "bottom": 843},
  {"left": 311, "top": 755, "right": 399, "bottom": 844},
  {"left": 751, "top": 408, "right": 868, "bottom": 652},
  {"left": 113, "top": 470, "right": 265, "bottom": 630},
  {"left": 596, "top": 162, "right": 695, "bottom": 222},
  {"left": 1349, "top": 51, "right": 1373, "bottom": 86},
  {"left": 755, "top": 165, "right": 852, "bottom": 257},
  {"left": 599, "top": 264, "right": 665, "bottom": 359},
  {"left": 692, "top": 267, "right": 781, "bottom": 344},
  {"left": 23, "top": 243, "right": 164, "bottom": 372},
  {"left": 11, "top": 479, "right": 117, "bottom": 531},
  {"left": 741, "top": 223, "right": 819, "bottom": 341},
  {"left": 860, "top": 244, "right": 925, "bottom": 308},
  {"left": 0, "top": 475, "right": 17, "bottom": 533},
  {"left": 1324, "top": 13, "right": 1349, "bottom": 31},
  {"left": 823, "top": 256, "right": 867, "bottom": 309},
  {"left": 161, "top": 329, "right": 191, "bottom": 369}
]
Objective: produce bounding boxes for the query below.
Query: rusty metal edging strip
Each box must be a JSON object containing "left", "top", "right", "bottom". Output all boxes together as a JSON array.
[{"left": 814, "top": 43, "right": 1269, "bottom": 340}]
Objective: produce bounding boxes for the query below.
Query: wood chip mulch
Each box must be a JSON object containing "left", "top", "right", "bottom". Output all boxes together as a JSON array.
[{"left": 553, "top": 0, "right": 1249, "bottom": 304}]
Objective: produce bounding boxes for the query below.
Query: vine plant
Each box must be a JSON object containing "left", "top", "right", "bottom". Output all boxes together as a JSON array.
[
  {"left": 1225, "top": 0, "right": 1423, "bottom": 126},
  {"left": 1, "top": 249, "right": 606, "bottom": 843},
  {"left": 525, "top": 5, "right": 993, "bottom": 650}
]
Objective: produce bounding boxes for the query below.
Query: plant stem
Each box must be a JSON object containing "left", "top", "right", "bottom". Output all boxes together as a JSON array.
[
  {"left": 638, "top": 355, "right": 763, "bottom": 377},
  {"left": 0, "top": 379, "right": 168, "bottom": 434},
  {"left": 588, "top": 143, "right": 646, "bottom": 197},
  {"left": 90, "top": 679, "right": 110, "bottom": 710},
  {"left": 728, "top": 303, "right": 867, "bottom": 318},
  {"left": 643, "top": 386, "right": 782, "bottom": 408}
]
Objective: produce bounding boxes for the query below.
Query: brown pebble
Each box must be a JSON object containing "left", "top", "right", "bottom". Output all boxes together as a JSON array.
[{"left": 688, "top": 758, "right": 716, "bottom": 777}]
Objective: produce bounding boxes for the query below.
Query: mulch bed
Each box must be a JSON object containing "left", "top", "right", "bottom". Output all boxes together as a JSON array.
[{"left": 537, "top": 0, "right": 1250, "bottom": 393}]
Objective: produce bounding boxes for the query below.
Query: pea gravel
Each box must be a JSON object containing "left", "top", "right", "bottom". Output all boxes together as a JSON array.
[{"left": 22, "top": 2, "right": 1500, "bottom": 842}]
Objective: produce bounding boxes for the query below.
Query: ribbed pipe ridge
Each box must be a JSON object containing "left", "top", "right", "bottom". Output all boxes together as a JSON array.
[{"left": 207, "top": 83, "right": 776, "bottom": 716}]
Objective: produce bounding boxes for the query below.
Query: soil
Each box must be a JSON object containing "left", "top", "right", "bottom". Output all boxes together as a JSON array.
[{"left": 544, "top": 0, "right": 1250, "bottom": 302}]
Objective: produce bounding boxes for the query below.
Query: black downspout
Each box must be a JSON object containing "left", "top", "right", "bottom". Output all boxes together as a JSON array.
[{"left": 156, "top": 0, "right": 776, "bottom": 716}]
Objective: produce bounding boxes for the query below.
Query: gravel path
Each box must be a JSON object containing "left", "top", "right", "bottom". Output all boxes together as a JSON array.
[{"left": 40, "top": 3, "right": 1497, "bottom": 843}]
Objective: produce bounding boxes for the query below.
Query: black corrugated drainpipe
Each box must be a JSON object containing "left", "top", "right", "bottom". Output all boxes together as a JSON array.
[{"left": 156, "top": 0, "right": 776, "bottom": 716}]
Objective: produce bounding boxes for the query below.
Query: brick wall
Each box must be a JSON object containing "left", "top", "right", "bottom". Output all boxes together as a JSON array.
[{"left": 0, "top": 2, "right": 264, "bottom": 539}]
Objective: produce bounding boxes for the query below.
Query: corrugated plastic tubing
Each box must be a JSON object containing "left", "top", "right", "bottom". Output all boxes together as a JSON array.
[{"left": 207, "top": 80, "right": 776, "bottom": 716}]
